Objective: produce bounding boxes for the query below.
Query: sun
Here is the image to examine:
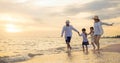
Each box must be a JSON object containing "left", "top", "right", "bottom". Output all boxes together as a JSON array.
[{"left": 5, "top": 24, "right": 22, "bottom": 33}]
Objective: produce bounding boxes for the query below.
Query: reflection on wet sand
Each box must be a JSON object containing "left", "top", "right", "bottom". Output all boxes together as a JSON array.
[
  {"left": 1, "top": 49, "right": 119, "bottom": 63},
  {"left": 67, "top": 50, "right": 72, "bottom": 60},
  {"left": 0, "top": 53, "right": 43, "bottom": 63},
  {"left": 83, "top": 50, "right": 89, "bottom": 55},
  {"left": 65, "top": 48, "right": 120, "bottom": 63}
]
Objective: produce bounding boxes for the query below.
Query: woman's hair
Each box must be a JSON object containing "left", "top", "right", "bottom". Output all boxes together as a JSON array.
[
  {"left": 94, "top": 19, "right": 100, "bottom": 22},
  {"left": 93, "top": 15, "right": 100, "bottom": 22}
]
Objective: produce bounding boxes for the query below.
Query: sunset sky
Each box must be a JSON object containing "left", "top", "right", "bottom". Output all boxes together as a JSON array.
[{"left": 0, "top": 0, "right": 120, "bottom": 37}]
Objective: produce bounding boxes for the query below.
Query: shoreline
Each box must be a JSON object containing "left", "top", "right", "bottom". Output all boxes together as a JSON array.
[
  {"left": 0, "top": 44, "right": 120, "bottom": 63},
  {"left": 16, "top": 46, "right": 120, "bottom": 63}
]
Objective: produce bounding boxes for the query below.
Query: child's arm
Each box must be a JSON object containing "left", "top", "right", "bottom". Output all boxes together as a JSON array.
[
  {"left": 79, "top": 33, "right": 82, "bottom": 36},
  {"left": 87, "top": 32, "right": 91, "bottom": 35}
]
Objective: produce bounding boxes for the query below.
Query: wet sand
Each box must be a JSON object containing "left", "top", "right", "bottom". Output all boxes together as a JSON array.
[
  {"left": 17, "top": 50, "right": 120, "bottom": 63},
  {"left": 0, "top": 44, "right": 120, "bottom": 63},
  {"left": 102, "top": 44, "right": 120, "bottom": 53}
]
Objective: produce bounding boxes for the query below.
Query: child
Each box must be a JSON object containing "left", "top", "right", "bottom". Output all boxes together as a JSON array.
[
  {"left": 79, "top": 28, "right": 89, "bottom": 52},
  {"left": 88, "top": 27, "right": 96, "bottom": 50}
]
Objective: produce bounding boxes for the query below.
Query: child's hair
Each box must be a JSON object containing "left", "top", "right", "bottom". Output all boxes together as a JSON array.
[
  {"left": 82, "top": 28, "right": 87, "bottom": 36},
  {"left": 90, "top": 27, "right": 94, "bottom": 34},
  {"left": 90, "top": 27, "right": 94, "bottom": 30},
  {"left": 82, "top": 28, "right": 86, "bottom": 31}
]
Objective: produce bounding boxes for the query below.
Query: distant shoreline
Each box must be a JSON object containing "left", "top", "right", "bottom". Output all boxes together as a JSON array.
[{"left": 102, "top": 35, "right": 120, "bottom": 38}]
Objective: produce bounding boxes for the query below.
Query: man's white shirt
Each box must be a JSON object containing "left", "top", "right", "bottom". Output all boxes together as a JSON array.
[{"left": 61, "top": 25, "right": 79, "bottom": 38}]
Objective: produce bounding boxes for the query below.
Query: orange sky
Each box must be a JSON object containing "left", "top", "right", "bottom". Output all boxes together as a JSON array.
[{"left": 0, "top": 0, "right": 120, "bottom": 37}]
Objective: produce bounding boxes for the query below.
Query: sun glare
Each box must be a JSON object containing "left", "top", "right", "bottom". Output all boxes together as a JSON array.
[
  {"left": 14, "top": 0, "right": 28, "bottom": 3},
  {"left": 5, "top": 24, "right": 22, "bottom": 32},
  {"left": 0, "top": 14, "right": 17, "bottom": 22}
]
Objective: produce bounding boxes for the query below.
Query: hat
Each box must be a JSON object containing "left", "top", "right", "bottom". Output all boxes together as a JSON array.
[
  {"left": 66, "top": 20, "right": 70, "bottom": 23},
  {"left": 93, "top": 15, "right": 99, "bottom": 19}
]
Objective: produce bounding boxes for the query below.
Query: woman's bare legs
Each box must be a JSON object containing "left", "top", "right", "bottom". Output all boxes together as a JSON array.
[
  {"left": 94, "top": 35, "right": 97, "bottom": 46},
  {"left": 94, "top": 35, "right": 101, "bottom": 52},
  {"left": 96, "top": 36, "right": 101, "bottom": 51}
]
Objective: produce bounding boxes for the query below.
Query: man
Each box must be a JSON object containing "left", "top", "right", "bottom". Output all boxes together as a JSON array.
[{"left": 61, "top": 20, "right": 79, "bottom": 51}]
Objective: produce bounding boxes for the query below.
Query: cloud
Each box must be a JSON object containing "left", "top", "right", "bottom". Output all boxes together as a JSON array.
[
  {"left": 0, "top": 0, "right": 95, "bottom": 22},
  {"left": 63, "top": 0, "right": 120, "bottom": 19},
  {"left": 0, "top": 0, "right": 119, "bottom": 22},
  {"left": 0, "top": 0, "right": 47, "bottom": 22}
]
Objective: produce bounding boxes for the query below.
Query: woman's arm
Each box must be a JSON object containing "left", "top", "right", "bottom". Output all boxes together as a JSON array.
[{"left": 101, "top": 22, "right": 114, "bottom": 26}]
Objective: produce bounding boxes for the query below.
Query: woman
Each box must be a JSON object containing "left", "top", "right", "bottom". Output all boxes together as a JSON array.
[{"left": 93, "top": 16, "right": 113, "bottom": 52}]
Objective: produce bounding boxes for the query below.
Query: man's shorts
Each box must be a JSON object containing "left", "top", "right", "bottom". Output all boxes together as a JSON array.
[{"left": 65, "top": 36, "right": 71, "bottom": 43}]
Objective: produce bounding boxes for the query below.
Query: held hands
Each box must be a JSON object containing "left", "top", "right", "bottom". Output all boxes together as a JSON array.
[
  {"left": 77, "top": 32, "right": 80, "bottom": 36},
  {"left": 111, "top": 23, "right": 114, "bottom": 26}
]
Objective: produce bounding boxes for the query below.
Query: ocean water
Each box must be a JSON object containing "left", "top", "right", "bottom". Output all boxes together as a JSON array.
[
  {"left": 0, "top": 37, "right": 120, "bottom": 63},
  {"left": 0, "top": 37, "right": 119, "bottom": 56}
]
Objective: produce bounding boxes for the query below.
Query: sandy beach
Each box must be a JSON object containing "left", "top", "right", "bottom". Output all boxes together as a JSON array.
[
  {"left": 16, "top": 44, "right": 120, "bottom": 63},
  {"left": 0, "top": 43, "right": 120, "bottom": 63}
]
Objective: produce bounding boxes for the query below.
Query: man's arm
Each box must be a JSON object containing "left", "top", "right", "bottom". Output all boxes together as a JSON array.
[
  {"left": 79, "top": 34, "right": 82, "bottom": 36},
  {"left": 71, "top": 26, "right": 80, "bottom": 36},
  {"left": 71, "top": 26, "right": 79, "bottom": 33},
  {"left": 61, "top": 26, "right": 65, "bottom": 37}
]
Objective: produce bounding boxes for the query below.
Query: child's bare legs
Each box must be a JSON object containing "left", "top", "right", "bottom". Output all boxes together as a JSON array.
[
  {"left": 82, "top": 45, "right": 89, "bottom": 54},
  {"left": 82, "top": 45, "right": 85, "bottom": 52},
  {"left": 85, "top": 45, "right": 88, "bottom": 52},
  {"left": 82, "top": 45, "right": 88, "bottom": 52},
  {"left": 91, "top": 42, "right": 95, "bottom": 50}
]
